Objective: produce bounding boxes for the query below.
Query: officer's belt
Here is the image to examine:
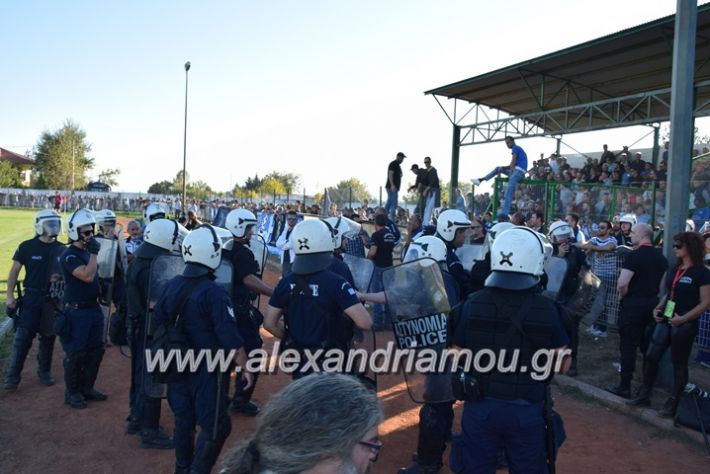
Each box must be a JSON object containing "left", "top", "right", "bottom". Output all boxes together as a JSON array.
[
  {"left": 64, "top": 301, "right": 100, "bottom": 310},
  {"left": 24, "top": 287, "right": 45, "bottom": 294}
]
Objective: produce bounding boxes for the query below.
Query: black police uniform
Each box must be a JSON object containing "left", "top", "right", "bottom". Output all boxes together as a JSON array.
[
  {"left": 329, "top": 252, "right": 355, "bottom": 287},
  {"left": 451, "top": 286, "right": 568, "bottom": 472},
  {"left": 4, "top": 236, "right": 65, "bottom": 388},
  {"left": 224, "top": 241, "right": 263, "bottom": 407},
  {"left": 154, "top": 269, "right": 244, "bottom": 473},
  {"left": 553, "top": 244, "right": 587, "bottom": 374},
  {"left": 470, "top": 251, "right": 492, "bottom": 293},
  {"left": 616, "top": 244, "right": 667, "bottom": 392},
  {"left": 60, "top": 243, "right": 106, "bottom": 405},
  {"left": 269, "top": 269, "right": 360, "bottom": 378},
  {"left": 446, "top": 245, "right": 473, "bottom": 300},
  {"left": 124, "top": 242, "right": 173, "bottom": 447}
]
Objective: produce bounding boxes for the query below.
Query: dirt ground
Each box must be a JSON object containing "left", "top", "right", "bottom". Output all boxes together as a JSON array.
[{"left": 2, "top": 265, "right": 710, "bottom": 473}]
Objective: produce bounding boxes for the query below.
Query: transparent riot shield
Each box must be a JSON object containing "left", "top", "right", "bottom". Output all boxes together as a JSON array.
[
  {"left": 248, "top": 234, "right": 268, "bottom": 278},
  {"left": 455, "top": 244, "right": 484, "bottom": 273},
  {"left": 543, "top": 256, "right": 569, "bottom": 301},
  {"left": 96, "top": 236, "right": 119, "bottom": 340},
  {"left": 342, "top": 253, "right": 375, "bottom": 292},
  {"left": 211, "top": 206, "right": 232, "bottom": 228},
  {"left": 382, "top": 258, "right": 453, "bottom": 403},
  {"left": 143, "top": 254, "right": 185, "bottom": 398},
  {"left": 571, "top": 268, "right": 602, "bottom": 322},
  {"left": 214, "top": 260, "right": 233, "bottom": 296}
]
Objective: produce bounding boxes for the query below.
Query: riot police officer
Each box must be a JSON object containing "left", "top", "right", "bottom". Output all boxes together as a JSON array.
[
  {"left": 153, "top": 226, "right": 252, "bottom": 474},
  {"left": 264, "top": 219, "right": 372, "bottom": 378},
  {"left": 59, "top": 208, "right": 108, "bottom": 409},
  {"left": 144, "top": 202, "right": 168, "bottom": 222},
  {"left": 470, "top": 222, "right": 514, "bottom": 292},
  {"left": 224, "top": 209, "right": 274, "bottom": 416},
  {"left": 451, "top": 227, "right": 571, "bottom": 473},
  {"left": 4, "top": 209, "right": 65, "bottom": 390},
  {"left": 616, "top": 214, "right": 636, "bottom": 247},
  {"left": 95, "top": 209, "right": 128, "bottom": 344},
  {"left": 125, "top": 218, "right": 188, "bottom": 448},
  {"left": 398, "top": 236, "right": 459, "bottom": 474},
  {"left": 323, "top": 216, "right": 356, "bottom": 287},
  {"left": 435, "top": 209, "right": 473, "bottom": 300}
]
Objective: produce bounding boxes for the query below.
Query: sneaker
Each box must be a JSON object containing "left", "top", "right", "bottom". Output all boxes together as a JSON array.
[{"left": 471, "top": 178, "right": 481, "bottom": 186}]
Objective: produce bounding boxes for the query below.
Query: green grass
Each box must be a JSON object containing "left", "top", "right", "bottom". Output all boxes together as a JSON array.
[{"left": 0, "top": 209, "right": 38, "bottom": 313}]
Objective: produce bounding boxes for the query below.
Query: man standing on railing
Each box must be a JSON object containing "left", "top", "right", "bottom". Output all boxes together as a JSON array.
[
  {"left": 471, "top": 136, "right": 527, "bottom": 219},
  {"left": 385, "top": 152, "right": 406, "bottom": 223}
]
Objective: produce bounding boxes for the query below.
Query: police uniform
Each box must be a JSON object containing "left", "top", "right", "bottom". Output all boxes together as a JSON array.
[
  {"left": 60, "top": 243, "right": 106, "bottom": 406},
  {"left": 553, "top": 244, "right": 587, "bottom": 376},
  {"left": 124, "top": 242, "right": 173, "bottom": 448},
  {"left": 154, "top": 272, "right": 244, "bottom": 473},
  {"left": 329, "top": 252, "right": 356, "bottom": 287},
  {"left": 451, "top": 288, "right": 568, "bottom": 472},
  {"left": 4, "top": 236, "right": 65, "bottom": 389},
  {"left": 269, "top": 269, "right": 360, "bottom": 378},
  {"left": 446, "top": 246, "right": 473, "bottom": 300}
]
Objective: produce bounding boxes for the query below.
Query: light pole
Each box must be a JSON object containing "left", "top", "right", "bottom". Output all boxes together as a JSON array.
[
  {"left": 71, "top": 140, "right": 75, "bottom": 191},
  {"left": 181, "top": 61, "right": 191, "bottom": 217}
]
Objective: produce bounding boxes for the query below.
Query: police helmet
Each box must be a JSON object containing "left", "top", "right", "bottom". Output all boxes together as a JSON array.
[
  {"left": 144, "top": 202, "right": 168, "bottom": 222},
  {"left": 537, "top": 231, "right": 554, "bottom": 265},
  {"left": 143, "top": 218, "right": 189, "bottom": 253},
  {"left": 322, "top": 216, "right": 350, "bottom": 249},
  {"left": 487, "top": 222, "right": 515, "bottom": 246},
  {"left": 620, "top": 214, "right": 637, "bottom": 226},
  {"left": 225, "top": 208, "right": 257, "bottom": 239},
  {"left": 548, "top": 220, "right": 574, "bottom": 242},
  {"left": 66, "top": 208, "right": 96, "bottom": 241},
  {"left": 436, "top": 209, "right": 471, "bottom": 243},
  {"left": 95, "top": 209, "right": 117, "bottom": 229},
  {"left": 34, "top": 209, "right": 62, "bottom": 237},
  {"left": 485, "top": 227, "right": 546, "bottom": 290},
  {"left": 686, "top": 219, "right": 696, "bottom": 232},
  {"left": 403, "top": 236, "right": 447, "bottom": 264},
  {"left": 290, "top": 220, "right": 335, "bottom": 275},
  {"left": 181, "top": 225, "right": 222, "bottom": 270}
]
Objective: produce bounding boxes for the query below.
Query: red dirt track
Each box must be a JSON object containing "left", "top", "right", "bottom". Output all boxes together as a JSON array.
[{"left": 1, "top": 268, "right": 709, "bottom": 473}]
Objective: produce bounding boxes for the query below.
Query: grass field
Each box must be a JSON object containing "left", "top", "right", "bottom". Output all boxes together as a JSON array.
[{"left": 0, "top": 209, "right": 39, "bottom": 319}]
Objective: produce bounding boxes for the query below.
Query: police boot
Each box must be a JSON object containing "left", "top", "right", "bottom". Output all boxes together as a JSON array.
[
  {"left": 36, "top": 334, "right": 56, "bottom": 386},
  {"left": 189, "top": 417, "right": 231, "bottom": 474},
  {"left": 230, "top": 373, "right": 260, "bottom": 416},
  {"left": 126, "top": 411, "right": 141, "bottom": 435},
  {"left": 140, "top": 398, "right": 173, "bottom": 449},
  {"left": 3, "top": 327, "right": 33, "bottom": 390},
  {"left": 64, "top": 352, "right": 87, "bottom": 409},
  {"left": 81, "top": 346, "right": 108, "bottom": 401},
  {"left": 628, "top": 385, "right": 652, "bottom": 407}
]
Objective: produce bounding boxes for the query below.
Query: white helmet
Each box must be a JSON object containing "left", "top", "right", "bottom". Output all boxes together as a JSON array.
[
  {"left": 487, "top": 222, "right": 515, "bottom": 246},
  {"left": 181, "top": 225, "right": 222, "bottom": 270},
  {"left": 620, "top": 214, "right": 637, "bottom": 226},
  {"left": 537, "top": 231, "right": 554, "bottom": 265},
  {"left": 143, "top": 218, "right": 189, "bottom": 252},
  {"left": 322, "top": 216, "right": 350, "bottom": 249},
  {"left": 548, "top": 221, "right": 574, "bottom": 242},
  {"left": 66, "top": 208, "right": 96, "bottom": 241},
  {"left": 686, "top": 219, "right": 696, "bottom": 232},
  {"left": 485, "top": 227, "right": 546, "bottom": 290},
  {"left": 436, "top": 209, "right": 471, "bottom": 243},
  {"left": 34, "top": 209, "right": 62, "bottom": 237},
  {"left": 95, "top": 209, "right": 117, "bottom": 229},
  {"left": 225, "top": 208, "right": 257, "bottom": 239},
  {"left": 144, "top": 202, "right": 169, "bottom": 222},
  {"left": 290, "top": 219, "right": 335, "bottom": 275},
  {"left": 404, "top": 236, "right": 447, "bottom": 264}
]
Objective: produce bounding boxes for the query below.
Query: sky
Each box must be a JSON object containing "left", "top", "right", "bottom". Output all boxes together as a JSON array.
[{"left": 1, "top": 0, "right": 707, "bottom": 197}]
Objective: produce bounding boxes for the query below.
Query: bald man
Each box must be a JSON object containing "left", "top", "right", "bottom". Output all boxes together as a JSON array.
[{"left": 607, "top": 224, "right": 668, "bottom": 399}]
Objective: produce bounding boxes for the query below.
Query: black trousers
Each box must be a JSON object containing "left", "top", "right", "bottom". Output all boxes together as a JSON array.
[{"left": 617, "top": 297, "right": 657, "bottom": 385}]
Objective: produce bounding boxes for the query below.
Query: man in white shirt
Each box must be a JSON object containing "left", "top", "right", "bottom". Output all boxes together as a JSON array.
[{"left": 276, "top": 211, "right": 299, "bottom": 276}]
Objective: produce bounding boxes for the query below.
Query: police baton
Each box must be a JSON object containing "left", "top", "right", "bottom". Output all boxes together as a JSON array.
[{"left": 544, "top": 385, "right": 557, "bottom": 474}]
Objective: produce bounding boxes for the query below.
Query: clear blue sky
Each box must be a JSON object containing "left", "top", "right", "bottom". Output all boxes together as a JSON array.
[{"left": 1, "top": 0, "right": 705, "bottom": 196}]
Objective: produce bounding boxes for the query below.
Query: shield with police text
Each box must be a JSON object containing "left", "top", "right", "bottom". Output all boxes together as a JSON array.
[
  {"left": 248, "top": 234, "right": 268, "bottom": 278},
  {"left": 382, "top": 258, "right": 454, "bottom": 403},
  {"left": 342, "top": 253, "right": 375, "bottom": 292},
  {"left": 543, "top": 256, "right": 569, "bottom": 301},
  {"left": 455, "top": 244, "right": 484, "bottom": 273},
  {"left": 143, "top": 253, "right": 185, "bottom": 398}
]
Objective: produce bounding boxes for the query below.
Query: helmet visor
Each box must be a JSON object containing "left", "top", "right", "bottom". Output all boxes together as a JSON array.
[{"left": 43, "top": 219, "right": 61, "bottom": 237}]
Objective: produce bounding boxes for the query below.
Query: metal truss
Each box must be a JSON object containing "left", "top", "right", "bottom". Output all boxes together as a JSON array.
[{"left": 431, "top": 79, "right": 710, "bottom": 146}]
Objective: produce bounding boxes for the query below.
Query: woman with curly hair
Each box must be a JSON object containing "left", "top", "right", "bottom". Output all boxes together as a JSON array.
[{"left": 630, "top": 231, "right": 710, "bottom": 416}]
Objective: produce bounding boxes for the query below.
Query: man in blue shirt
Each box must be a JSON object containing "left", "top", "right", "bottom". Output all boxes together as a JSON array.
[{"left": 472, "top": 136, "right": 528, "bottom": 219}]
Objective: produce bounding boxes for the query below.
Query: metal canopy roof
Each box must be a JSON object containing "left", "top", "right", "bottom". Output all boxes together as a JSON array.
[{"left": 425, "top": 3, "right": 710, "bottom": 143}]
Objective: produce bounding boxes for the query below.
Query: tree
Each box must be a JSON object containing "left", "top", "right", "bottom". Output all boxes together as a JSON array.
[
  {"left": 259, "top": 177, "right": 287, "bottom": 195},
  {"left": 97, "top": 168, "right": 120, "bottom": 187},
  {"left": 33, "top": 119, "right": 94, "bottom": 189},
  {"left": 0, "top": 161, "right": 23, "bottom": 187},
  {"left": 187, "top": 180, "right": 213, "bottom": 200},
  {"left": 148, "top": 180, "right": 173, "bottom": 194},
  {"left": 330, "top": 178, "right": 373, "bottom": 207},
  {"left": 263, "top": 171, "right": 300, "bottom": 192}
]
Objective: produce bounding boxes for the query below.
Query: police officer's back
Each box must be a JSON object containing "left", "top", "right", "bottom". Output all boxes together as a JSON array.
[
  {"left": 436, "top": 209, "right": 474, "bottom": 300},
  {"left": 452, "top": 227, "right": 570, "bottom": 473}
]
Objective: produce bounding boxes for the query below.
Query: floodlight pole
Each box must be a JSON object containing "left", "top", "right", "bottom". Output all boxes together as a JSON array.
[{"left": 182, "top": 61, "right": 191, "bottom": 218}]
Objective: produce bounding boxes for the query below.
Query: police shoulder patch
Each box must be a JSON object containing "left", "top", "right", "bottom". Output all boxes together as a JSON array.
[{"left": 226, "top": 306, "right": 236, "bottom": 320}]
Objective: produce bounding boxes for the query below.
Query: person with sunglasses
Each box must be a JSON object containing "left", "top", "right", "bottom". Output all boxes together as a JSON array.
[
  {"left": 221, "top": 373, "right": 383, "bottom": 474},
  {"left": 4, "top": 209, "right": 65, "bottom": 390},
  {"left": 630, "top": 231, "right": 710, "bottom": 416},
  {"left": 59, "top": 208, "right": 107, "bottom": 409}
]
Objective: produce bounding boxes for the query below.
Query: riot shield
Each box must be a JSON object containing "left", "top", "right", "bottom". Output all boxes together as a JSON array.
[
  {"left": 248, "top": 234, "right": 268, "bottom": 278},
  {"left": 211, "top": 206, "right": 232, "bottom": 228},
  {"left": 214, "top": 260, "right": 233, "bottom": 296},
  {"left": 96, "top": 236, "right": 119, "bottom": 341},
  {"left": 342, "top": 253, "right": 375, "bottom": 292},
  {"left": 382, "top": 258, "right": 453, "bottom": 403},
  {"left": 543, "top": 256, "right": 569, "bottom": 301},
  {"left": 455, "top": 244, "right": 484, "bottom": 273},
  {"left": 143, "top": 254, "right": 185, "bottom": 398},
  {"left": 571, "top": 267, "right": 602, "bottom": 322}
]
